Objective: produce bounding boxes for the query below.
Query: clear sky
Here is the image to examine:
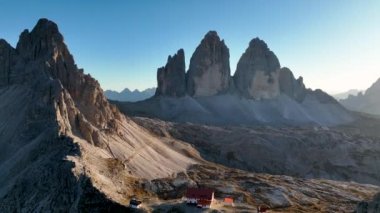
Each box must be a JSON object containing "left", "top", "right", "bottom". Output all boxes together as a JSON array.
[{"left": 0, "top": 0, "right": 379, "bottom": 94}]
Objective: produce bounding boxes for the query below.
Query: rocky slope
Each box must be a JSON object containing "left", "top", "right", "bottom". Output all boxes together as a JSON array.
[
  {"left": 340, "top": 78, "right": 380, "bottom": 115},
  {"left": 115, "top": 31, "right": 352, "bottom": 126},
  {"left": 105, "top": 87, "right": 155, "bottom": 102}
]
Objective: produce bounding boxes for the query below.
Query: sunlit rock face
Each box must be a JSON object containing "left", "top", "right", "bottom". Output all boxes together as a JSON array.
[
  {"left": 186, "top": 31, "right": 231, "bottom": 97},
  {"left": 233, "top": 38, "right": 281, "bottom": 100},
  {"left": 155, "top": 49, "right": 186, "bottom": 97}
]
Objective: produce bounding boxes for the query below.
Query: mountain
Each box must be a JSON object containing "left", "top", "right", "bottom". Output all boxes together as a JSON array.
[
  {"left": 340, "top": 78, "right": 380, "bottom": 115},
  {"left": 1, "top": 19, "right": 379, "bottom": 212},
  {"left": 0, "top": 18, "right": 197, "bottom": 211},
  {"left": 115, "top": 32, "right": 353, "bottom": 126},
  {"left": 332, "top": 89, "right": 362, "bottom": 100},
  {"left": 105, "top": 87, "right": 155, "bottom": 102}
]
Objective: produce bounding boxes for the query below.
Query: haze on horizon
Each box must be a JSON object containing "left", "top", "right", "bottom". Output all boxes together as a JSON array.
[{"left": 0, "top": 0, "right": 379, "bottom": 94}]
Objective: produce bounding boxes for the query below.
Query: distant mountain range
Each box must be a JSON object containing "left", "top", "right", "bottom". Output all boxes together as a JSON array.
[
  {"left": 340, "top": 78, "right": 380, "bottom": 115},
  {"left": 105, "top": 87, "right": 155, "bottom": 102},
  {"left": 332, "top": 89, "right": 362, "bottom": 100}
]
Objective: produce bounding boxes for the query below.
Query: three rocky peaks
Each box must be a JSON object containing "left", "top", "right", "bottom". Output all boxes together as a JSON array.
[{"left": 155, "top": 30, "right": 326, "bottom": 102}]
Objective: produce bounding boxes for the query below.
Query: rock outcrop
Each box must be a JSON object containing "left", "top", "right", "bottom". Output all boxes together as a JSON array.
[
  {"left": 279, "top": 67, "right": 307, "bottom": 102},
  {"left": 155, "top": 49, "right": 186, "bottom": 97},
  {"left": 233, "top": 38, "right": 281, "bottom": 99},
  {"left": 186, "top": 31, "right": 231, "bottom": 96}
]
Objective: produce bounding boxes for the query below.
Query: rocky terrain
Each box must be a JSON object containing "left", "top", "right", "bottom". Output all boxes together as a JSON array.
[
  {"left": 147, "top": 164, "right": 379, "bottom": 213},
  {"left": 340, "top": 78, "right": 380, "bottom": 115},
  {"left": 115, "top": 31, "right": 353, "bottom": 126},
  {"left": 134, "top": 117, "right": 380, "bottom": 186},
  {"left": 0, "top": 19, "right": 379, "bottom": 212},
  {"left": 105, "top": 87, "right": 155, "bottom": 102}
]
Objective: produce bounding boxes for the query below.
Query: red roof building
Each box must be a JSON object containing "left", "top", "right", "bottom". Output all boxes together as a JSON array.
[
  {"left": 224, "top": 197, "right": 234, "bottom": 205},
  {"left": 185, "top": 188, "right": 215, "bottom": 208}
]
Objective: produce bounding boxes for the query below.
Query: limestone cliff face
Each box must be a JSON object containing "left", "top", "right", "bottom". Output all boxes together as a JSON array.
[
  {"left": 155, "top": 49, "right": 186, "bottom": 97},
  {"left": 233, "top": 38, "right": 281, "bottom": 100},
  {"left": 186, "top": 31, "right": 231, "bottom": 96}
]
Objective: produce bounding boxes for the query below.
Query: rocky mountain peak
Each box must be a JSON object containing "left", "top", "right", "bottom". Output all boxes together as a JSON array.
[
  {"left": 249, "top": 37, "right": 268, "bottom": 49},
  {"left": 202, "top": 31, "right": 224, "bottom": 45},
  {"left": 241, "top": 37, "right": 280, "bottom": 74},
  {"left": 0, "top": 18, "right": 124, "bottom": 145},
  {"left": 204, "top": 30, "right": 218, "bottom": 37},
  {"left": 16, "top": 18, "right": 67, "bottom": 60},
  {"left": 0, "top": 39, "right": 11, "bottom": 48},
  {"left": 31, "top": 18, "right": 61, "bottom": 37},
  {"left": 186, "top": 31, "right": 230, "bottom": 96},
  {"left": 155, "top": 49, "right": 186, "bottom": 97},
  {"left": 233, "top": 37, "right": 281, "bottom": 99}
]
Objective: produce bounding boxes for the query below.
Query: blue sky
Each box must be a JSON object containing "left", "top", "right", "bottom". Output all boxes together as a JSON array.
[{"left": 0, "top": 0, "right": 379, "bottom": 93}]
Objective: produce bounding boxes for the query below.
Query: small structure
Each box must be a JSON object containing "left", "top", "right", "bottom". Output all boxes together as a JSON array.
[
  {"left": 129, "top": 198, "right": 142, "bottom": 209},
  {"left": 185, "top": 188, "right": 214, "bottom": 208},
  {"left": 224, "top": 197, "right": 234, "bottom": 206}
]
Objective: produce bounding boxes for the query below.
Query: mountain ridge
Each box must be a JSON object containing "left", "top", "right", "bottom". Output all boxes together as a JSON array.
[
  {"left": 115, "top": 31, "right": 353, "bottom": 126},
  {"left": 105, "top": 87, "right": 155, "bottom": 102},
  {"left": 0, "top": 18, "right": 198, "bottom": 211},
  {"left": 340, "top": 78, "right": 380, "bottom": 115}
]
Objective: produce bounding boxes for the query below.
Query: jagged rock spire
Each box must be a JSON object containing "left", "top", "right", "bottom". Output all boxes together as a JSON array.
[
  {"left": 155, "top": 49, "right": 186, "bottom": 97},
  {"left": 186, "top": 31, "right": 231, "bottom": 96},
  {"left": 233, "top": 38, "right": 281, "bottom": 99}
]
